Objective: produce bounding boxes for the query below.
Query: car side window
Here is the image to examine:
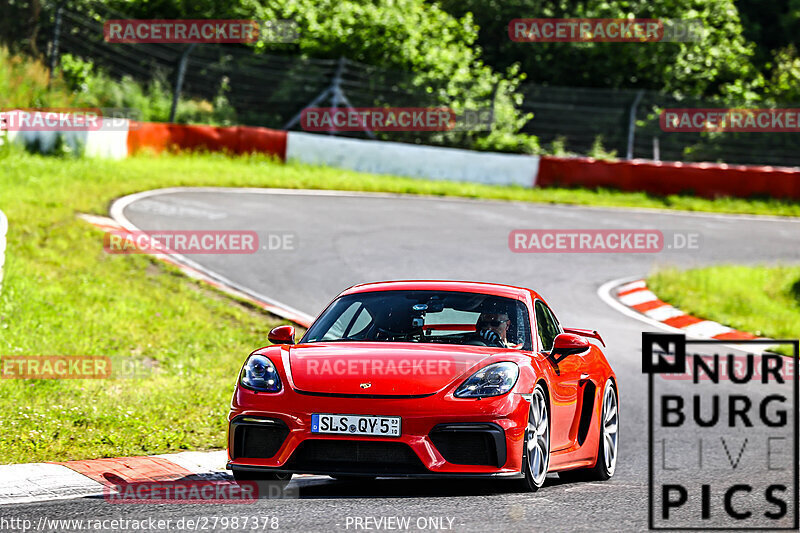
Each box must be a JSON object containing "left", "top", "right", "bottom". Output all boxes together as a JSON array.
[
  {"left": 534, "top": 301, "right": 561, "bottom": 352},
  {"left": 345, "top": 307, "right": 373, "bottom": 338},
  {"left": 321, "top": 301, "right": 361, "bottom": 340}
]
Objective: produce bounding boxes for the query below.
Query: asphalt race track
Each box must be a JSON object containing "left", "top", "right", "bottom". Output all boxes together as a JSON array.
[{"left": 6, "top": 188, "right": 800, "bottom": 532}]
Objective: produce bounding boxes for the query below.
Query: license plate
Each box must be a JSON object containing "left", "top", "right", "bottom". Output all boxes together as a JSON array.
[{"left": 311, "top": 414, "right": 401, "bottom": 437}]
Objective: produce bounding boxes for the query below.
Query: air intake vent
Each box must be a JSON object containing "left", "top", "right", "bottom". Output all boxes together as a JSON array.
[
  {"left": 231, "top": 418, "right": 289, "bottom": 459},
  {"left": 286, "top": 440, "right": 428, "bottom": 474},
  {"left": 429, "top": 423, "right": 506, "bottom": 467}
]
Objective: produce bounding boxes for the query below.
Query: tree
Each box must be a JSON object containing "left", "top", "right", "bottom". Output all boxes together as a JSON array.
[{"left": 439, "top": 0, "right": 764, "bottom": 101}]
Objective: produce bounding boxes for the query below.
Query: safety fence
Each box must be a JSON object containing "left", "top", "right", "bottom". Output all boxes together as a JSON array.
[{"left": 3, "top": 1, "right": 800, "bottom": 167}]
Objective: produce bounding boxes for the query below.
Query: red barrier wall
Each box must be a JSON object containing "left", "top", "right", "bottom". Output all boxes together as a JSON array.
[
  {"left": 126, "top": 122, "right": 287, "bottom": 160},
  {"left": 125, "top": 123, "right": 800, "bottom": 201},
  {"left": 536, "top": 156, "right": 800, "bottom": 200}
]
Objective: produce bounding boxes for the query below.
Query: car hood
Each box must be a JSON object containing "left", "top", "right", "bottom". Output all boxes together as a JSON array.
[{"left": 287, "top": 342, "right": 497, "bottom": 396}]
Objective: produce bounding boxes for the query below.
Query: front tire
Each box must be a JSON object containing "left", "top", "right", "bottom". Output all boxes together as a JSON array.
[{"left": 517, "top": 383, "right": 550, "bottom": 491}]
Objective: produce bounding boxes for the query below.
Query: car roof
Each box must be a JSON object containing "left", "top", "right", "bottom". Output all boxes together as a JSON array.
[{"left": 339, "top": 280, "right": 542, "bottom": 302}]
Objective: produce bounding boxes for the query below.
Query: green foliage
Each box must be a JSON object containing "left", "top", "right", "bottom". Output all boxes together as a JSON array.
[
  {"left": 0, "top": 47, "right": 76, "bottom": 108},
  {"left": 588, "top": 135, "right": 618, "bottom": 160},
  {"left": 7, "top": 0, "right": 800, "bottom": 111},
  {"left": 56, "top": 54, "right": 236, "bottom": 123},
  {"left": 472, "top": 73, "right": 540, "bottom": 154},
  {"left": 98, "top": 0, "right": 537, "bottom": 152},
  {"left": 1, "top": 47, "right": 238, "bottom": 127},
  {"left": 649, "top": 265, "right": 800, "bottom": 343},
  {"left": 547, "top": 136, "right": 571, "bottom": 157},
  {"left": 440, "top": 0, "right": 764, "bottom": 101},
  {"left": 766, "top": 45, "right": 800, "bottom": 103},
  {"left": 256, "top": 0, "right": 537, "bottom": 152},
  {"left": 735, "top": 0, "right": 800, "bottom": 69},
  {"left": 59, "top": 53, "right": 94, "bottom": 92},
  {"left": 9, "top": 0, "right": 800, "bottom": 157},
  {"left": 0, "top": 130, "right": 12, "bottom": 159}
]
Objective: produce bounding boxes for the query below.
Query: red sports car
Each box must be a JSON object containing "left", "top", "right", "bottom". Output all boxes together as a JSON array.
[{"left": 227, "top": 280, "right": 619, "bottom": 491}]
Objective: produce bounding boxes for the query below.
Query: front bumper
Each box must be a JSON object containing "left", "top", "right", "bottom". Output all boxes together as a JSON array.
[{"left": 227, "top": 385, "right": 530, "bottom": 477}]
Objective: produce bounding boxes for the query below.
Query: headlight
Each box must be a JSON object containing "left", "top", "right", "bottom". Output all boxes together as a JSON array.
[
  {"left": 239, "top": 355, "right": 282, "bottom": 392},
  {"left": 454, "top": 362, "right": 519, "bottom": 398}
]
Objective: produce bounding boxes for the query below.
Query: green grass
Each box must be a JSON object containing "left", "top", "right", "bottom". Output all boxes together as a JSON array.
[
  {"left": 649, "top": 266, "right": 800, "bottom": 343},
  {"left": 3, "top": 150, "right": 800, "bottom": 464}
]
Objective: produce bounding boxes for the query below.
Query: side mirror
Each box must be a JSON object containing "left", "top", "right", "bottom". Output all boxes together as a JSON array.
[
  {"left": 551, "top": 333, "right": 590, "bottom": 362},
  {"left": 268, "top": 325, "right": 295, "bottom": 345}
]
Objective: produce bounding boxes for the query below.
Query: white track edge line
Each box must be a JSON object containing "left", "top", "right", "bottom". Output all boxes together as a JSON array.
[
  {"left": 109, "top": 186, "right": 800, "bottom": 223},
  {"left": 109, "top": 190, "right": 315, "bottom": 327}
]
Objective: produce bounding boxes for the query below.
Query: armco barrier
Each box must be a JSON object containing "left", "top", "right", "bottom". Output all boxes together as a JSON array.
[
  {"left": 13, "top": 113, "right": 800, "bottom": 200},
  {"left": 127, "top": 122, "right": 287, "bottom": 160},
  {"left": 285, "top": 132, "right": 540, "bottom": 186},
  {"left": 5, "top": 111, "right": 129, "bottom": 159},
  {"left": 0, "top": 208, "right": 7, "bottom": 291},
  {"left": 537, "top": 156, "right": 800, "bottom": 200}
]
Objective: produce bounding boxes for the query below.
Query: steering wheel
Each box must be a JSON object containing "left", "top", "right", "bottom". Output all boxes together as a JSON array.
[
  {"left": 464, "top": 338, "right": 489, "bottom": 346},
  {"left": 374, "top": 327, "right": 413, "bottom": 341}
]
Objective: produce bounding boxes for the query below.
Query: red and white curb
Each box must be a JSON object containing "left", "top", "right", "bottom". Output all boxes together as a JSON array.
[
  {"left": 598, "top": 277, "right": 767, "bottom": 351},
  {"left": 614, "top": 279, "right": 759, "bottom": 341},
  {"left": 0, "top": 450, "right": 327, "bottom": 505},
  {"left": 0, "top": 451, "right": 228, "bottom": 505}
]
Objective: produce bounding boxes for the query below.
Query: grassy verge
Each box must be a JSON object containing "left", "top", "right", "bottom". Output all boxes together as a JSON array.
[
  {"left": 3, "top": 151, "right": 800, "bottom": 464},
  {"left": 649, "top": 266, "right": 800, "bottom": 345}
]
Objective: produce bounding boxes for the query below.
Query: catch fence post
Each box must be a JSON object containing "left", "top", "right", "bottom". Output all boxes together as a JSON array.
[
  {"left": 169, "top": 43, "right": 197, "bottom": 123},
  {"left": 48, "top": 3, "right": 64, "bottom": 86},
  {"left": 626, "top": 90, "right": 644, "bottom": 160}
]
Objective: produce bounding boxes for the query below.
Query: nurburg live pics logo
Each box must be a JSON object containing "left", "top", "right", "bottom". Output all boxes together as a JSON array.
[{"left": 643, "top": 333, "right": 799, "bottom": 530}]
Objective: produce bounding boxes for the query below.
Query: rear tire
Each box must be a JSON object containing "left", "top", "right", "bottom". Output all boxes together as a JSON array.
[
  {"left": 231, "top": 468, "right": 293, "bottom": 496},
  {"left": 559, "top": 379, "right": 618, "bottom": 482},
  {"left": 515, "top": 383, "right": 550, "bottom": 492}
]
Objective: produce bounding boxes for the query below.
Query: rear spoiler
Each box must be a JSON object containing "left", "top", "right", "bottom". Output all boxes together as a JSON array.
[{"left": 563, "top": 328, "right": 606, "bottom": 347}]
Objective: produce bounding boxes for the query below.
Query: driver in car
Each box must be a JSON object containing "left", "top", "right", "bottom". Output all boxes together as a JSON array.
[{"left": 476, "top": 312, "right": 514, "bottom": 348}]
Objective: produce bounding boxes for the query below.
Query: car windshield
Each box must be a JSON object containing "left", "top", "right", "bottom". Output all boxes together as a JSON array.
[{"left": 302, "top": 290, "right": 532, "bottom": 349}]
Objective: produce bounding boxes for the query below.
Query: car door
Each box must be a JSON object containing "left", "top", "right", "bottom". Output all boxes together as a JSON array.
[{"left": 535, "top": 300, "right": 581, "bottom": 451}]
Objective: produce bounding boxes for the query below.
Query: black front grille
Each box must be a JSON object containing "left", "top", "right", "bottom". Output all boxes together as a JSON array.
[
  {"left": 429, "top": 424, "right": 506, "bottom": 467},
  {"left": 231, "top": 418, "right": 289, "bottom": 459},
  {"left": 286, "top": 440, "right": 428, "bottom": 474}
]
